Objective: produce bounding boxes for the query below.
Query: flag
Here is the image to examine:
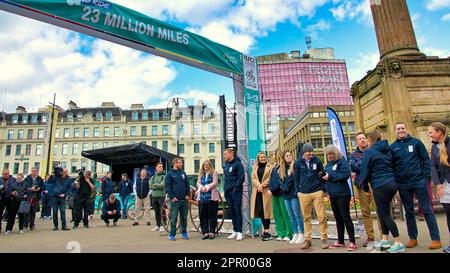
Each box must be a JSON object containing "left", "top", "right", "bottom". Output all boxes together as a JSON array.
[{"left": 326, "top": 107, "right": 353, "bottom": 193}]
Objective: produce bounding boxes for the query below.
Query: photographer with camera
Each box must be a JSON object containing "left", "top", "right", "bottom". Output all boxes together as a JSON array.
[
  {"left": 73, "top": 169, "right": 94, "bottom": 229},
  {"left": 47, "top": 167, "right": 72, "bottom": 231},
  {"left": 1, "top": 169, "right": 16, "bottom": 234},
  {"left": 24, "top": 167, "right": 45, "bottom": 231}
]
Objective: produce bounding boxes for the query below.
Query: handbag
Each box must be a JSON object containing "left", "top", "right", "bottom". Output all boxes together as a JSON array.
[{"left": 18, "top": 200, "right": 31, "bottom": 214}]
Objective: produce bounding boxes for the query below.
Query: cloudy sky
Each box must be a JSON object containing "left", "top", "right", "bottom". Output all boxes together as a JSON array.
[{"left": 0, "top": 0, "right": 449, "bottom": 112}]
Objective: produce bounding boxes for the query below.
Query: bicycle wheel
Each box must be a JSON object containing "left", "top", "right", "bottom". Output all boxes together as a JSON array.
[
  {"left": 189, "top": 191, "right": 226, "bottom": 234},
  {"left": 127, "top": 202, "right": 144, "bottom": 221}
]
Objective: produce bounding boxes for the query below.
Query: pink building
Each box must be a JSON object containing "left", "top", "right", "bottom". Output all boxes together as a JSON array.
[{"left": 257, "top": 49, "right": 353, "bottom": 136}]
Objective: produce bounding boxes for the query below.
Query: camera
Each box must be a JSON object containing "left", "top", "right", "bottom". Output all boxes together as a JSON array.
[{"left": 76, "top": 167, "right": 86, "bottom": 179}]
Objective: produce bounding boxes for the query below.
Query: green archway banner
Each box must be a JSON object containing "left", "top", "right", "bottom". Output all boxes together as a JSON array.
[{"left": 2, "top": 0, "right": 243, "bottom": 76}]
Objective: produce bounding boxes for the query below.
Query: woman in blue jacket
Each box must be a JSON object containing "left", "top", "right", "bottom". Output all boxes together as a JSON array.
[
  {"left": 428, "top": 122, "right": 450, "bottom": 253},
  {"left": 323, "top": 145, "right": 356, "bottom": 251},
  {"left": 278, "top": 150, "right": 305, "bottom": 245},
  {"left": 360, "top": 130, "right": 405, "bottom": 253}
]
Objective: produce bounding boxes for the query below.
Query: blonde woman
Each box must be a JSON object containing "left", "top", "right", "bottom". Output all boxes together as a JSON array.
[
  {"left": 196, "top": 160, "right": 220, "bottom": 240},
  {"left": 251, "top": 152, "right": 274, "bottom": 241},
  {"left": 269, "top": 149, "right": 294, "bottom": 241},
  {"left": 428, "top": 122, "right": 450, "bottom": 253},
  {"left": 323, "top": 145, "right": 356, "bottom": 251}
]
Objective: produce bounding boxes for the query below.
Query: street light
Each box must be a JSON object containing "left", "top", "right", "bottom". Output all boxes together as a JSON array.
[{"left": 165, "top": 97, "right": 193, "bottom": 156}]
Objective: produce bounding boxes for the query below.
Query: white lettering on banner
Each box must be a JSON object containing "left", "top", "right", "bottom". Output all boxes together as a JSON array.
[
  {"left": 68, "top": 0, "right": 190, "bottom": 46},
  {"left": 243, "top": 55, "right": 259, "bottom": 91}
]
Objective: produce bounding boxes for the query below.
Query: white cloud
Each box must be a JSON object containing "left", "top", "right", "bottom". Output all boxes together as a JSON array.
[
  {"left": 305, "top": 19, "right": 332, "bottom": 40},
  {"left": 347, "top": 51, "right": 379, "bottom": 85},
  {"left": 423, "top": 47, "right": 450, "bottom": 58},
  {"left": 426, "top": 0, "right": 450, "bottom": 11},
  {"left": 442, "top": 13, "right": 450, "bottom": 21},
  {"left": 330, "top": 0, "right": 372, "bottom": 25},
  {"left": 0, "top": 12, "right": 177, "bottom": 112}
]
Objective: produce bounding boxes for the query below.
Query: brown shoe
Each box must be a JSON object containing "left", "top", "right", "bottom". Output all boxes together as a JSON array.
[
  {"left": 429, "top": 240, "right": 442, "bottom": 250},
  {"left": 406, "top": 239, "right": 418, "bottom": 248},
  {"left": 300, "top": 240, "right": 312, "bottom": 250},
  {"left": 321, "top": 240, "right": 329, "bottom": 249}
]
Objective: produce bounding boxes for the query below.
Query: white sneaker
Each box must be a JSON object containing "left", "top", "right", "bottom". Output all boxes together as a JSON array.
[
  {"left": 236, "top": 233, "right": 244, "bottom": 241},
  {"left": 151, "top": 226, "right": 160, "bottom": 231},
  {"left": 290, "top": 234, "right": 299, "bottom": 244},
  {"left": 159, "top": 226, "right": 165, "bottom": 232},
  {"left": 19, "top": 230, "right": 25, "bottom": 234},
  {"left": 228, "top": 232, "right": 238, "bottom": 240},
  {"left": 276, "top": 237, "right": 283, "bottom": 241},
  {"left": 295, "top": 233, "right": 305, "bottom": 244},
  {"left": 4, "top": 231, "right": 12, "bottom": 235},
  {"left": 283, "top": 237, "right": 291, "bottom": 242}
]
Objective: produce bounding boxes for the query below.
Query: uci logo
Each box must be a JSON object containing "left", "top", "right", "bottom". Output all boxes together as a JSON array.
[
  {"left": 67, "top": 0, "right": 111, "bottom": 9},
  {"left": 67, "top": 0, "right": 81, "bottom": 5}
]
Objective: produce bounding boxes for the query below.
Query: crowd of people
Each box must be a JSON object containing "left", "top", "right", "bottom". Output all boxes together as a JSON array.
[{"left": 0, "top": 122, "right": 449, "bottom": 253}]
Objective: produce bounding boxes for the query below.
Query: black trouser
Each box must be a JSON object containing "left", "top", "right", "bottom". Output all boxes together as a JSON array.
[
  {"left": 5, "top": 199, "right": 20, "bottom": 231},
  {"left": 199, "top": 200, "right": 219, "bottom": 234},
  {"left": 24, "top": 201, "right": 39, "bottom": 229},
  {"left": 330, "top": 195, "right": 356, "bottom": 243},
  {"left": 89, "top": 197, "right": 95, "bottom": 215},
  {"left": 151, "top": 196, "right": 165, "bottom": 227},
  {"left": 0, "top": 198, "right": 14, "bottom": 231},
  {"left": 101, "top": 212, "right": 121, "bottom": 224},
  {"left": 443, "top": 204, "right": 450, "bottom": 234},
  {"left": 75, "top": 198, "right": 90, "bottom": 226},
  {"left": 255, "top": 192, "right": 271, "bottom": 230},
  {"left": 373, "top": 182, "right": 400, "bottom": 238}
]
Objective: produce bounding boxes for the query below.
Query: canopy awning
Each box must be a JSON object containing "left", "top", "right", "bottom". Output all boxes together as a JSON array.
[{"left": 81, "top": 142, "right": 178, "bottom": 166}]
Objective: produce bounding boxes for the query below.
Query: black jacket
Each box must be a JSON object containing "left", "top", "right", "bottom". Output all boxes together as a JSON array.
[
  {"left": 223, "top": 157, "right": 245, "bottom": 192},
  {"left": 165, "top": 169, "right": 190, "bottom": 200}
]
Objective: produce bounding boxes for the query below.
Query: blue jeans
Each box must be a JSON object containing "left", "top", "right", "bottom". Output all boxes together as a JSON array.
[
  {"left": 120, "top": 195, "right": 130, "bottom": 217},
  {"left": 225, "top": 189, "right": 243, "bottom": 233},
  {"left": 398, "top": 180, "right": 440, "bottom": 241},
  {"left": 284, "top": 197, "right": 304, "bottom": 234},
  {"left": 51, "top": 197, "right": 67, "bottom": 229}
]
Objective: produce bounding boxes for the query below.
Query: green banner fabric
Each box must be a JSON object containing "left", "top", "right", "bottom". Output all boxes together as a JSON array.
[{"left": 6, "top": 0, "right": 242, "bottom": 75}]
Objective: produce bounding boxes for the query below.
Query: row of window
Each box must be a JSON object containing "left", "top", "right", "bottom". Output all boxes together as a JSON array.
[
  {"left": 7, "top": 129, "right": 44, "bottom": 140},
  {"left": 11, "top": 114, "right": 47, "bottom": 125},
  {"left": 52, "top": 124, "right": 217, "bottom": 138},
  {"left": 309, "top": 122, "right": 356, "bottom": 134},
  {"left": 3, "top": 162, "right": 40, "bottom": 176},
  {"left": 5, "top": 144, "right": 43, "bottom": 157},
  {"left": 5, "top": 141, "right": 217, "bottom": 157},
  {"left": 66, "top": 111, "right": 164, "bottom": 122}
]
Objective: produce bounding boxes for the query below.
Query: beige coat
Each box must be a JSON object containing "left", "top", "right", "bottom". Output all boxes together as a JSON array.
[{"left": 251, "top": 164, "right": 273, "bottom": 219}]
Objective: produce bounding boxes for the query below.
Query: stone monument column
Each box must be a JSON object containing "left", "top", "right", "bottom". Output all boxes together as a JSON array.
[{"left": 370, "top": 0, "right": 422, "bottom": 59}]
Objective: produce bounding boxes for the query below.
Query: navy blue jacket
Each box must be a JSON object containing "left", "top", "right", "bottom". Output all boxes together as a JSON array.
[
  {"left": 294, "top": 156, "right": 325, "bottom": 194},
  {"left": 268, "top": 165, "right": 282, "bottom": 197},
  {"left": 24, "top": 175, "right": 45, "bottom": 200},
  {"left": 324, "top": 158, "right": 352, "bottom": 198},
  {"left": 431, "top": 137, "right": 450, "bottom": 185},
  {"left": 350, "top": 147, "right": 365, "bottom": 187},
  {"left": 134, "top": 177, "right": 150, "bottom": 199},
  {"left": 48, "top": 175, "right": 72, "bottom": 198},
  {"left": 360, "top": 140, "right": 396, "bottom": 190},
  {"left": 1, "top": 175, "right": 16, "bottom": 200},
  {"left": 391, "top": 135, "right": 431, "bottom": 187},
  {"left": 278, "top": 164, "right": 297, "bottom": 200},
  {"left": 101, "top": 177, "right": 113, "bottom": 200},
  {"left": 118, "top": 178, "right": 133, "bottom": 197},
  {"left": 165, "top": 169, "right": 190, "bottom": 200},
  {"left": 102, "top": 199, "right": 121, "bottom": 215},
  {"left": 223, "top": 157, "right": 245, "bottom": 192}
]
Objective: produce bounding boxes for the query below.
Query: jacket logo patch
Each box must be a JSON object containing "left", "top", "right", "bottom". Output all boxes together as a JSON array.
[
  {"left": 332, "top": 165, "right": 337, "bottom": 171},
  {"left": 408, "top": 145, "right": 414, "bottom": 153},
  {"left": 312, "top": 164, "right": 317, "bottom": 171},
  {"left": 229, "top": 167, "right": 233, "bottom": 172}
]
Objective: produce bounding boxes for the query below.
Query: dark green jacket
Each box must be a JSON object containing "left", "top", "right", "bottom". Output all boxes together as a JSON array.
[{"left": 149, "top": 171, "right": 166, "bottom": 198}]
